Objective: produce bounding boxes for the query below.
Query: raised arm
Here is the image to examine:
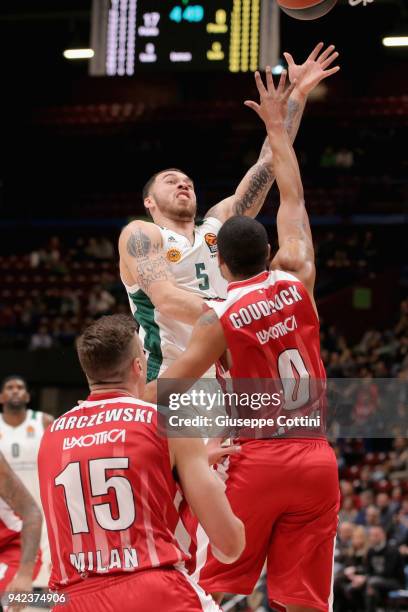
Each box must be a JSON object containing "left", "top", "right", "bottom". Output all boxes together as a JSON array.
[
  {"left": 169, "top": 437, "right": 245, "bottom": 563},
  {"left": 0, "top": 453, "right": 42, "bottom": 602},
  {"left": 205, "top": 43, "right": 339, "bottom": 223},
  {"left": 119, "top": 220, "right": 205, "bottom": 326},
  {"left": 245, "top": 60, "right": 337, "bottom": 300}
]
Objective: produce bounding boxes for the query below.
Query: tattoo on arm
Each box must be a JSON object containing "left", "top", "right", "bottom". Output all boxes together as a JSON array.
[
  {"left": 206, "top": 98, "right": 304, "bottom": 220},
  {"left": 233, "top": 163, "right": 273, "bottom": 216},
  {"left": 284, "top": 99, "right": 302, "bottom": 141},
  {"left": 259, "top": 136, "right": 271, "bottom": 161},
  {"left": 0, "top": 456, "right": 41, "bottom": 566},
  {"left": 198, "top": 310, "right": 219, "bottom": 326},
  {"left": 259, "top": 99, "right": 303, "bottom": 162},
  {"left": 126, "top": 228, "right": 172, "bottom": 294},
  {"left": 126, "top": 229, "right": 154, "bottom": 258}
]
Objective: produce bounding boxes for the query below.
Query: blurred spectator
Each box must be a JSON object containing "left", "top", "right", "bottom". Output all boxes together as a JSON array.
[
  {"left": 364, "top": 526, "right": 405, "bottom": 611},
  {"left": 60, "top": 288, "right": 80, "bottom": 317},
  {"left": 376, "top": 493, "right": 396, "bottom": 532},
  {"left": 358, "top": 466, "right": 374, "bottom": 492},
  {"left": 335, "top": 522, "right": 354, "bottom": 568},
  {"left": 334, "top": 526, "right": 368, "bottom": 612},
  {"left": 96, "top": 237, "right": 114, "bottom": 260},
  {"left": 29, "top": 325, "right": 53, "bottom": 350},
  {"left": 85, "top": 237, "right": 114, "bottom": 261},
  {"left": 339, "top": 496, "right": 358, "bottom": 524},
  {"left": 389, "top": 437, "right": 408, "bottom": 480},
  {"left": 335, "top": 147, "right": 354, "bottom": 169},
  {"left": 388, "top": 501, "right": 408, "bottom": 550},
  {"left": 355, "top": 490, "right": 375, "bottom": 525},
  {"left": 365, "top": 505, "right": 381, "bottom": 528},
  {"left": 352, "top": 380, "right": 378, "bottom": 427},
  {"left": 87, "top": 285, "right": 116, "bottom": 317}
]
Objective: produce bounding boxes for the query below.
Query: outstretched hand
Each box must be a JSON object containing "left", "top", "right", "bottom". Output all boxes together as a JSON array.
[
  {"left": 244, "top": 68, "right": 296, "bottom": 129},
  {"left": 284, "top": 42, "right": 340, "bottom": 97}
]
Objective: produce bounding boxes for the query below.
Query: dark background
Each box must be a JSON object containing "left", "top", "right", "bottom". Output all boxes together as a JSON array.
[{"left": 0, "top": 0, "right": 407, "bottom": 401}]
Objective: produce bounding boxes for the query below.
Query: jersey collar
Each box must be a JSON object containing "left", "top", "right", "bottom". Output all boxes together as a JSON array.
[
  {"left": 228, "top": 270, "right": 269, "bottom": 292},
  {"left": 86, "top": 390, "right": 138, "bottom": 402}
]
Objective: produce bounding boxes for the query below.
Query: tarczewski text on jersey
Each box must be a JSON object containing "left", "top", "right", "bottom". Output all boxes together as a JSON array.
[{"left": 38, "top": 393, "right": 190, "bottom": 591}]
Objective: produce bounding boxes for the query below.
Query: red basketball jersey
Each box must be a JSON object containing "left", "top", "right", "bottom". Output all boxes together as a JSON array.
[
  {"left": 212, "top": 270, "right": 327, "bottom": 437},
  {"left": 38, "top": 393, "right": 188, "bottom": 592}
]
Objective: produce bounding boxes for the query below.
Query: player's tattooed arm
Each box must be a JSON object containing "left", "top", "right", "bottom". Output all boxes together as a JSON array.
[
  {"left": 125, "top": 224, "right": 173, "bottom": 294},
  {"left": 204, "top": 95, "right": 305, "bottom": 222},
  {"left": 119, "top": 221, "right": 206, "bottom": 326},
  {"left": 197, "top": 309, "right": 219, "bottom": 327},
  {"left": 0, "top": 453, "right": 42, "bottom": 575}
]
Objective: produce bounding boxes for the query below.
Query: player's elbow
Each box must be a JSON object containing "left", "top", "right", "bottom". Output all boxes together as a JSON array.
[{"left": 211, "top": 517, "right": 245, "bottom": 564}]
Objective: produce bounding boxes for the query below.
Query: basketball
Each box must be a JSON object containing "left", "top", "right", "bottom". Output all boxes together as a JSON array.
[{"left": 276, "top": 0, "right": 338, "bottom": 20}]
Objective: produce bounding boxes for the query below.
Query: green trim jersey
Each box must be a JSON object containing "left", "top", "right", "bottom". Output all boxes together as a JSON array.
[{"left": 123, "top": 217, "right": 227, "bottom": 381}]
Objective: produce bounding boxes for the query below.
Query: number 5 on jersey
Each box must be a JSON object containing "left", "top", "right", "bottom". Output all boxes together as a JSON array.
[{"left": 195, "top": 262, "right": 209, "bottom": 290}]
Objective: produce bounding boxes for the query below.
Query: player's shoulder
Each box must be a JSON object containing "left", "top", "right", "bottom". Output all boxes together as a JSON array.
[
  {"left": 195, "top": 216, "right": 223, "bottom": 235},
  {"left": 42, "top": 412, "right": 54, "bottom": 428},
  {"left": 119, "top": 219, "right": 162, "bottom": 244},
  {"left": 268, "top": 269, "right": 301, "bottom": 285}
]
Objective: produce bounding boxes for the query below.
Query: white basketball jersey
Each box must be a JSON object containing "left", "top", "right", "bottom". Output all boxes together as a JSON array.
[
  {"left": 123, "top": 217, "right": 227, "bottom": 379},
  {"left": 0, "top": 409, "right": 51, "bottom": 586},
  {"left": 0, "top": 409, "right": 45, "bottom": 506}
]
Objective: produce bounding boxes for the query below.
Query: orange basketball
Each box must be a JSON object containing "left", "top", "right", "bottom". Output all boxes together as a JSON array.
[{"left": 276, "top": 0, "right": 338, "bottom": 20}]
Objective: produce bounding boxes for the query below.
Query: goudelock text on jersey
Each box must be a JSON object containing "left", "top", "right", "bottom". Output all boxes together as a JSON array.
[
  {"left": 212, "top": 269, "right": 327, "bottom": 439},
  {"left": 38, "top": 393, "right": 189, "bottom": 592}
]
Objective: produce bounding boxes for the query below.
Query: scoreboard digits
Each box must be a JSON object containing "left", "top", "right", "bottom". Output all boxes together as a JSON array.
[{"left": 90, "top": 0, "right": 265, "bottom": 74}]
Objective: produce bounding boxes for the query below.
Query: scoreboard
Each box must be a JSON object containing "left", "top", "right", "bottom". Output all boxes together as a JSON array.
[{"left": 90, "top": 0, "right": 276, "bottom": 75}]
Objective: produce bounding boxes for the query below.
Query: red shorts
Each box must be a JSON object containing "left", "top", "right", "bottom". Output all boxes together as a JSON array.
[
  {"left": 0, "top": 543, "right": 42, "bottom": 591},
  {"left": 196, "top": 439, "right": 340, "bottom": 612},
  {"left": 53, "top": 568, "right": 221, "bottom": 612}
]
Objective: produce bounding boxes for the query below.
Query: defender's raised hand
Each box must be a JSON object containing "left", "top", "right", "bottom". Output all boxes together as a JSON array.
[
  {"left": 244, "top": 68, "right": 296, "bottom": 129},
  {"left": 284, "top": 42, "right": 340, "bottom": 97}
]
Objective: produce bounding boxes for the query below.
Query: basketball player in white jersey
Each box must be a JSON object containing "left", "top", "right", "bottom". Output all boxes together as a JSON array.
[
  {"left": 0, "top": 452, "right": 42, "bottom": 610},
  {"left": 119, "top": 43, "right": 340, "bottom": 381},
  {"left": 0, "top": 376, "right": 53, "bottom": 590}
]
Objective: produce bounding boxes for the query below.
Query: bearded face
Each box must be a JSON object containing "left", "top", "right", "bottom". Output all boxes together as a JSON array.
[
  {"left": 1, "top": 379, "right": 29, "bottom": 411},
  {"left": 145, "top": 171, "right": 197, "bottom": 221}
]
